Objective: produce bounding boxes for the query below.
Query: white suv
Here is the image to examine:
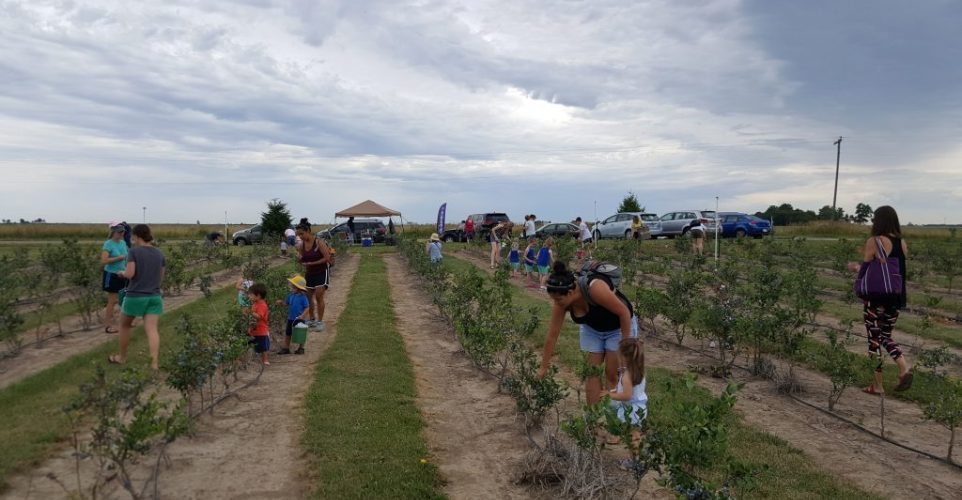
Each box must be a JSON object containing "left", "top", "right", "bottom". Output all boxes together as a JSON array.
[{"left": 592, "top": 212, "right": 661, "bottom": 240}]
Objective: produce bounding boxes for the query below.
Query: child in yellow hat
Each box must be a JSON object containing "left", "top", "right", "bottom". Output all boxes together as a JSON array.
[{"left": 276, "top": 274, "right": 311, "bottom": 355}]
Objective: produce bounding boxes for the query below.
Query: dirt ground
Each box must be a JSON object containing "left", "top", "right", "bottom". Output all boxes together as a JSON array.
[
  {"left": 2, "top": 254, "right": 359, "bottom": 500},
  {"left": 456, "top": 249, "right": 962, "bottom": 499},
  {"left": 0, "top": 259, "right": 287, "bottom": 391},
  {"left": 384, "top": 254, "right": 539, "bottom": 500}
]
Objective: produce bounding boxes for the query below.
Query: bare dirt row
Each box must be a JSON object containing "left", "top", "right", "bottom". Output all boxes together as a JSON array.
[{"left": 3, "top": 254, "right": 359, "bottom": 500}]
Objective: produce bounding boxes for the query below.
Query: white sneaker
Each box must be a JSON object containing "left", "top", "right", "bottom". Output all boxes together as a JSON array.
[{"left": 316, "top": 320, "right": 325, "bottom": 332}]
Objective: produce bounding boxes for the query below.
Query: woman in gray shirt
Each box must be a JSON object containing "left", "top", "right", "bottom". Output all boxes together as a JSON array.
[{"left": 108, "top": 224, "right": 165, "bottom": 369}]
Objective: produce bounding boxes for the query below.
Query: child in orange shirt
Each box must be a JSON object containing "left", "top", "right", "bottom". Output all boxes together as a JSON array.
[{"left": 248, "top": 283, "right": 270, "bottom": 366}]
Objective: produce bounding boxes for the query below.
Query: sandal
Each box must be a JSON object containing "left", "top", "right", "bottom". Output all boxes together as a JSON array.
[
  {"left": 895, "top": 372, "right": 914, "bottom": 392},
  {"left": 107, "top": 354, "right": 125, "bottom": 365},
  {"left": 294, "top": 347, "right": 305, "bottom": 355},
  {"left": 862, "top": 385, "right": 883, "bottom": 396},
  {"left": 104, "top": 326, "right": 119, "bottom": 334},
  {"left": 277, "top": 348, "right": 292, "bottom": 355}
]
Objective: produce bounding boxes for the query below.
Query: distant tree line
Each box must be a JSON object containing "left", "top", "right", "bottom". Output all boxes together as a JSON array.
[
  {"left": 1, "top": 218, "right": 47, "bottom": 224},
  {"left": 754, "top": 203, "right": 873, "bottom": 226}
]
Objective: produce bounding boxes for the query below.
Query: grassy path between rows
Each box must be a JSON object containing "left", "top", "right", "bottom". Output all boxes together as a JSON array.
[
  {"left": 443, "top": 255, "right": 874, "bottom": 499},
  {"left": 0, "top": 282, "right": 242, "bottom": 492},
  {"left": 302, "top": 254, "right": 444, "bottom": 499}
]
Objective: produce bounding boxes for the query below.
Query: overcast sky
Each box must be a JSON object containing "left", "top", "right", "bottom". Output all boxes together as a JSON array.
[{"left": 1, "top": 0, "right": 960, "bottom": 225}]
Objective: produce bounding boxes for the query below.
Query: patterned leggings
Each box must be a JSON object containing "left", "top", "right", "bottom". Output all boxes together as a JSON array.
[{"left": 864, "top": 302, "right": 903, "bottom": 369}]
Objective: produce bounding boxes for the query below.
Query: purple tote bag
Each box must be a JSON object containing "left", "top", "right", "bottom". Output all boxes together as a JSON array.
[{"left": 854, "top": 237, "right": 903, "bottom": 300}]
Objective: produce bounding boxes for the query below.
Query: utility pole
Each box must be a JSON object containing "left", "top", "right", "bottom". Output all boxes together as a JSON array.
[{"left": 832, "top": 136, "right": 843, "bottom": 220}]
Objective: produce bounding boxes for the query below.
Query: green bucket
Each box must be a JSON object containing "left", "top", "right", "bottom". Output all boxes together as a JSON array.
[{"left": 292, "top": 323, "right": 309, "bottom": 344}]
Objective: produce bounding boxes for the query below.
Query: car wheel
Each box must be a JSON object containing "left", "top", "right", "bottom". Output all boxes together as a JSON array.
[
  {"left": 736, "top": 229, "right": 746, "bottom": 238},
  {"left": 625, "top": 230, "right": 632, "bottom": 239},
  {"left": 234, "top": 238, "right": 247, "bottom": 246},
  {"left": 444, "top": 235, "right": 455, "bottom": 243},
  {"left": 593, "top": 230, "right": 601, "bottom": 241}
]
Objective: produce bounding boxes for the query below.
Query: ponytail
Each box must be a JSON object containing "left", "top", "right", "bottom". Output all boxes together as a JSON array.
[
  {"left": 545, "top": 261, "right": 576, "bottom": 295},
  {"left": 296, "top": 218, "right": 312, "bottom": 232},
  {"left": 618, "top": 337, "right": 645, "bottom": 386}
]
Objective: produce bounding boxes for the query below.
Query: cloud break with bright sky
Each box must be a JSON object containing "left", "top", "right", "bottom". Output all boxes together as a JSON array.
[{"left": 1, "top": 0, "right": 960, "bottom": 225}]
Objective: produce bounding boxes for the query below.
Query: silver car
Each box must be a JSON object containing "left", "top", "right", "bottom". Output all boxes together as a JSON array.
[
  {"left": 657, "top": 210, "right": 718, "bottom": 238},
  {"left": 592, "top": 212, "right": 661, "bottom": 240}
]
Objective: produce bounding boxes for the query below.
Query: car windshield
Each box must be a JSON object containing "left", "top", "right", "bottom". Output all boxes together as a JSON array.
[
  {"left": 701, "top": 211, "right": 717, "bottom": 219},
  {"left": 640, "top": 214, "right": 658, "bottom": 221},
  {"left": 749, "top": 215, "right": 767, "bottom": 223}
]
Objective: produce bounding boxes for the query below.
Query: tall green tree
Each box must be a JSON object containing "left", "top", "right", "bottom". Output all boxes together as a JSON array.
[
  {"left": 617, "top": 191, "right": 643, "bottom": 213},
  {"left": 754, "top": 203, "right": 818, "bottom": 226},
  {"left": 854, "top": 203, "right": 873, "bottom": 224},
  {"left": 817, "top": 205, "right": 845, "bottom": 221},
  {"left": 261, "top": 199, "right": 293, "bottom": 238}
]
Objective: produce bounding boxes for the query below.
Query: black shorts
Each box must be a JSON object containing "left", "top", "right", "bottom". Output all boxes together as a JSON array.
[
  {"left": 305, "top": 269, "right": 329, "bottom": 289},
  {"left": 102, "top": 271, "right": 127, "bottom": 293},
  {"left": 249, "top": 335, "right": 270, "bottom": 353},
  {"left": 690, "top": 229, "right": 705, "bottom": 239},
  {"left": 285, "top": 319, "right": 306, "bottom": 337}
]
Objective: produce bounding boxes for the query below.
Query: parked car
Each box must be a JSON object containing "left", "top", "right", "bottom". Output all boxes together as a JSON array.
[
  {"left": 657, "top": 210, "right": 719, "bottom": 238},
  {"left": 465, "top": 212, "right": 511, "bottom": 237},
  {"left": 318, "top": 219, "right": 387, "bottom": 243},
  {"left": 535, "top": 222, "right": 580, "bottom": 239},
  {"left": 592, "top": 212, "right": 661, "bottom": 240},
  {"left": 232, "top": 225, "right": 264, "bottom": 245},
  {"left": 442, "top": 228, "right": 467, "bottom": 242},
  {"left": 718, "top": 212, "right": 773, "bottom": 238}
]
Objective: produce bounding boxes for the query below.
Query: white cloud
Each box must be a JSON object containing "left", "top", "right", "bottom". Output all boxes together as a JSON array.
[{"left": 0, "top": 0, "right": 958, "bottom": 223}]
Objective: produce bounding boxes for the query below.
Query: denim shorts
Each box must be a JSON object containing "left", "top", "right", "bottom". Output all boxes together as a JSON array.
[{"left": 579, "top": 317, "right": 639, "bottom": 353}]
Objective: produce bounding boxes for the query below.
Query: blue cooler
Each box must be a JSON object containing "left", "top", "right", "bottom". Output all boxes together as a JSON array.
[{"left": 361, "top": 237, "right": 373, "bottom": 247}]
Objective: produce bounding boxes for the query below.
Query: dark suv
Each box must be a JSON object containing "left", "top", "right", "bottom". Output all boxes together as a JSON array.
[
  {"left": 468, "top": 212, "right": 510, "bottom": 233},
  {"left": 318, "top": 219, "right": 387, "bottom": 243},
  {"left": 443, "top": 213, "right": 510, "bottom": 241}
]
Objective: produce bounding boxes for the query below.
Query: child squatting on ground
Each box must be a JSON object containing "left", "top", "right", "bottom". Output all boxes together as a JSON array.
[
  {"left": 607, "top": 337, "right": 648, "bottom": 469},
  {"left": 247, "top": 283, "right": 270, "bottom": 366},
  {"left": 277, "top": 274, "right": 310, "bottom": 355}
]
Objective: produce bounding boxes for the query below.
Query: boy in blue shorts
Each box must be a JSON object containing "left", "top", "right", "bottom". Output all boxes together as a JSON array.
[{"left": 509, "top": 241, "right": 520, "bottom": 277}]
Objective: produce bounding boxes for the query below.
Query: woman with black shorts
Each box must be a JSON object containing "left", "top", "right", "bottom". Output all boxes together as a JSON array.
[
  {"left": 101, "top": 223, "right": 128, "bottom": 333},
  {"left": 295, "top": 218, "right": 332, "bottom": 332}
]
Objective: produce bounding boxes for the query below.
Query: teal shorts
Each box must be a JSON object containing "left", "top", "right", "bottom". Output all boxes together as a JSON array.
[
  {"left": 510, "top": 262, "right": 520, "bottom": 270},
  {"left": 538, "top": 265, "right": 550, "bottom": 275},
  {"left": 122, "top": 295, "right": 164, "bottom": 317},
  {"left": 524, "top": 264, "right": 535, "bottom": 273}
]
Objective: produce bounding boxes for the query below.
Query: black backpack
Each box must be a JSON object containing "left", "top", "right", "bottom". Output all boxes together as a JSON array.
[{"left": 576, "top": 261, "right": 623, "bottom": 307}]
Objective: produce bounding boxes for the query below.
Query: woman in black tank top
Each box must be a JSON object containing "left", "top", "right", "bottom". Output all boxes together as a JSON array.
[
  {"left": 538, "top": 262, "right": 638, "bottom": 407},
  {"left": 849, "top": 206, "right": 913, "bottom": 394},
  {"left": 296, "top": 219, "right": 332, "bottom": 331}
]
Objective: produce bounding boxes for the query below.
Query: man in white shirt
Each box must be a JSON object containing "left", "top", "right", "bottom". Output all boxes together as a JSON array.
[
  {"left": 524, "top": 215, "right": 537, "bottom": 239},
  {"left": 576, "top": 217, "right": 592, "bottom": 243}
]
